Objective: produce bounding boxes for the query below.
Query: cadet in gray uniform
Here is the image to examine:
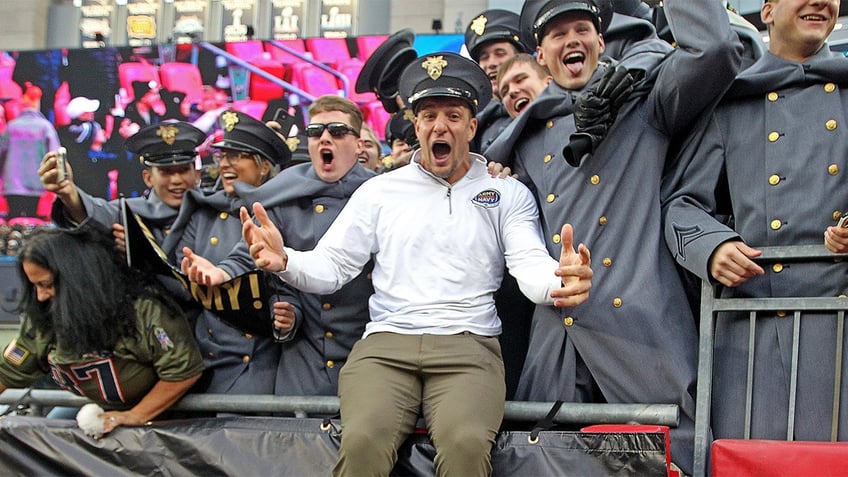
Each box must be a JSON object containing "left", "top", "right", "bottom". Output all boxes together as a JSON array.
[
  {"left": 484, "top": 0, "right": 742, "bottom": 473},
  {"left": 38, "top": 122, "right": 207, "bottom": 244},
  {"left": 663, "top": 0, "right": 848, "bottom": 442},
  {"left": 464, "top": 9, "right": 531, "bottom": 153},
  {"left": 163, "top": 110, "right": 294, "bottom": 395},
  {"left": 184, "top": 96, "right": 376, "bottom": 397}
]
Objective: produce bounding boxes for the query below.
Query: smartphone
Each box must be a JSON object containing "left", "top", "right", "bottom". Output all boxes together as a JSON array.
[
  {"left": 55, "top": 146, "right": 67, "bottom": 183},
  {"left": 839, "top": 212, "right": 848, "bottom": 228}
]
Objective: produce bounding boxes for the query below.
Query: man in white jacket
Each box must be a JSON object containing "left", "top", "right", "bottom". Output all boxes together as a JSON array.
[{"left": 240, "top": 52, "right": 593, "bottom": 477}]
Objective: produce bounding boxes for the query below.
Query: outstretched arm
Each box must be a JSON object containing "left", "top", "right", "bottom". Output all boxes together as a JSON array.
[
  {"left": 241, "top": 202, "right": 288, "bottom": 273},
  {"left": 38, "top": 150, "right": 86, "bottom": 223},
  {"left": 99, "top": 373, "right": 201, "bottom": 434},
  {"left": 181, "top": 247, "right": 232, "bottom": 286},
  {"left": 551, "top": 224, "right": 593, "bottom": 307}
]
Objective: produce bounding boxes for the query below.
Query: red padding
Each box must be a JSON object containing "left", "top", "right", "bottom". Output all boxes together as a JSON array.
[{"left": 712, "top": 439, "right": 848, "bottom": 477}]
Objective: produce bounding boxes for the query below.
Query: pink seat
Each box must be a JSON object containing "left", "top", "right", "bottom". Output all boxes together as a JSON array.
[
  {"left": 337, "top": 59, "right": 375, "bottom": 104},
  {"left": 289, "top": 63, "right": 340, "bottom": 99},
  {"left": 159, "top": 62, "right": 204, "bottom": 106},
  {"left": 36, "top": 191, "right": 55, "bottom": 220},
  {"left": 225, "top": 41, "right": 267, "bottom": 62},
  {"left": 305, "top": 37, "right": 353, "bottom": 69},
  {"left": 231, "top": 99, "right": 268, "bottom": 121},
  {"left": 356, "top": 35, "right": 389, "bottom": 61},
  {"left": 118, "top": 61, "right": 160, "bottom": 101},
  {"left": 266, "top": 39, "right": 308, "bottom": 66},
  {"left": 227, "top": 41, "right": 287, "bottom": 102},
  {"left": 361, "top": 101, "right": 391, "bottom": 141}
]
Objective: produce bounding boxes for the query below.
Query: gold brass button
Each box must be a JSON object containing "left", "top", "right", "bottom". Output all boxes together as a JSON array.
[
  {"left": 613, "top": 297, "right": 623, "bottom": 308},
  {"left": 314, "top": 204, "right": 325, "bottom": 213},
  {"left": 829, "top": 164, "right": 839, "bottom": 176},
  {"left": 210, "top": 237, "right": 219, "bottom": 246},
  {"left": 770, "top": 219, "right": 782, "bottom": 230},
  {"left": 563, "top": 317, "right": 574, "bottom": 327},
  {"left": 552, "top": 234, "right": 561, "bottom": 244},
  {"left": 207, "top": 328, "right": 213, "bottom": 335},
  {"left": 544, "top": 154, "right": 552, "bottom": 163},
  {"left": 367, "top": 272, "right": 373, "bottom": 280},
  {"left": 826, "top": 119, "right": 837, "bottom": 131},
  {"left": 546, "top": 194, "right": 555, "bottom": 203},
  {"left": 325, "top": 331, "right": 334, "bottom": 339},
  {"left": 219, "top": 212, "right": 229, "bottom": 220},
  {"left": 322, "top": 303, "right": 331, "bottom": 310},
  {"left": 207, "top": 352, "right": 215, "bottom": 358},
  {"left": 242, "top": 355, "right": 250, "bottom": 363},
  {"left": 768, "top": 174, "right": 780, "bottom": 186},
  {"left": 839, "top": 294, "right": 847, "bottom": 298},
  {"left": 768, "top": 131, "right": 780, "bottom": 142},
  {"left": 590, "top": 175, "right": 600, "bottom": 185},
  {"left": 834, "top": 211, "right": 843, "bottom": 221},
  {"left": 825, "top": 83, "right": 836, "bottom": 93},
  {"left": 767, "top": 92, "right": 779, "bottom": 102},
  {"left": 599, "top": 216, "right": 607, "bottom": 225},
  {"left": 326, "top": 360, "right": 335, "bottom": 369},
  {"left": 546, "top": 120, "right": 554, "bottom": 129},
  {"left": 602, "top": 257, "right": 612, "bottom": 267},
  {"left": 244, "top": 333, "right": 253, "bottom": 339},
  {"left": 772, "top": 263, "right": 784, "bottom": 273},
  {"left": 776, "top": 310, "right": 787, "bottom": 318}
]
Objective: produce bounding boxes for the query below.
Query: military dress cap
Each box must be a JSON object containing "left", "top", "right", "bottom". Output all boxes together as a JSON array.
[
  {"left": 464, "top": 9, "right": 529, "bottom": 62},
  {"left": 398, "top": 52, "right": 492, "bottom": 115},
  {"left": 385, "top": 108, "right": 418, "bottom": 147},
  {"left": 354, "top": 28, "right": 418, "bottom": 114},
  {"left": 212, "top": 110, "right": 292, "bottom": 168},
  {"left": 285, "top": 133, "right": 310, "bottom": 165},
  {"left": 125, "top": 122, "right": 207, "bottom": 167},
  {"left": 519, "top": 0, "right": 613, "bottom": 49}
]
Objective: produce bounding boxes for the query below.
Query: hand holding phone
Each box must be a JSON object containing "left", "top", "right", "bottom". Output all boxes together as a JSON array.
[{"left": 55, "top": 146, "right": 67, "bottom": 183}]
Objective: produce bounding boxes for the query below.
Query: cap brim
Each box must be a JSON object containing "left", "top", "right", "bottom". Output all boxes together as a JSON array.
[{"left": 355, "top": 28, "right": 416, "bottom": 94}]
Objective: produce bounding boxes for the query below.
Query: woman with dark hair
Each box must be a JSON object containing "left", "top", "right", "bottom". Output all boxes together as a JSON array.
[{"left": 0, "top": 225, "right": 203, "bottom": 435}]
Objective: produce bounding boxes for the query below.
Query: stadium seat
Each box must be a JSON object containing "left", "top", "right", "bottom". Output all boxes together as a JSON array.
[
  {"left": 226, "top": 41, "right": 287, "bottom": 103},
  {"left": 266, "top": 38, "right": 308, "bottom": 66},
  {"left": 355, "top": 35, "right": 389, "bottom": 61},
  {"left": 118, "top": 61, "right": 160, "bottom": 101},
  {"left": 289, "top": 62, "right": 341, "bottom": 100},
  {"left": 305, "top": 37, "right": 353, "bottom": 69},
  {"left": 231, "top": 99, "right": 268, "bottom": 121},
  {"left": 36, "top": 191, "right": 55, "bottom": 221},
  {"left": 336, "top": 58, "right": 374, "bottom": 104},
  {"left": 159, "top": 62, "right": 204, "bottom": 106},
  {"left": 360, "top": 100, "right": 390, "bottom": 141}
]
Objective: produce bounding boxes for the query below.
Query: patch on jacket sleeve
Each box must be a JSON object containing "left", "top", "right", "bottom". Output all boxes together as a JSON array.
[
  {"left": 3, "top": 339, "right": 30, "bottom": 366},
  {"left": 471, "top": 189, "right": 501, "bottom": 208},
  {"left": 154, "top": 327, "right": 174, "bottom": 351}
]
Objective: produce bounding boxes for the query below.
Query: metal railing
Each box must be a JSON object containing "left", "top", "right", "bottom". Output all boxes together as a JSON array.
[
  {"left": 693, "top": 245, "right": 848, "bottom": 477},
  {"left": 0, "top": 388, "right": 679, "bottom": 427}
]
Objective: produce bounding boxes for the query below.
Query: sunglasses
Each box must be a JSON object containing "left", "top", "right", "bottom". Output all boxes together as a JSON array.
[{"left": 305, "top": 122, "right": 359, "bottom": 138}]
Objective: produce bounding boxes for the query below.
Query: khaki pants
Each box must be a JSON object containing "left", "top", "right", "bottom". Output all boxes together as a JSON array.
[{"left": 334, "top": 332, "right": 506, "bottom": 477}]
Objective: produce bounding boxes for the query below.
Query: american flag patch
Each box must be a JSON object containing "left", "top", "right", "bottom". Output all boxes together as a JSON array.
[
  {"left": 154, "top": 327, "right": 174, "bottom": 350},
  {"left": 3, "top": 339, "right": 30, "bottom": 366}
]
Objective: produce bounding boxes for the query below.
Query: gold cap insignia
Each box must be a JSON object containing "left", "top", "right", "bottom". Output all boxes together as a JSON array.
[
  {"left": 422, "top": 56, "right": 448, "bottom": 80},
  {"left": 470, "top": 15, "right": 487, "bottom": 36},
  {"left": 156, "top": 124, "right": 179, "bottom": 145},
  {"left": 286, "top": 136, "right": 300, "bottom": 152},
  {"left": 221, "top": 111, "right": 239, "bottom": 132},
  {"left": 403, "top": 108, "right": 415, "bottom": 121}
]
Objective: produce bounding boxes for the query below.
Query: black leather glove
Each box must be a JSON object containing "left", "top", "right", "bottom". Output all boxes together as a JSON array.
[{"left": 563, "top": 65, "right": 636, "bottom": 167}]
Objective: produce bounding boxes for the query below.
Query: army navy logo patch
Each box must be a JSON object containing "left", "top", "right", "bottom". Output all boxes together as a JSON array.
[{"left": 471, "top": 189, "right": 501, "bottom": 208}]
